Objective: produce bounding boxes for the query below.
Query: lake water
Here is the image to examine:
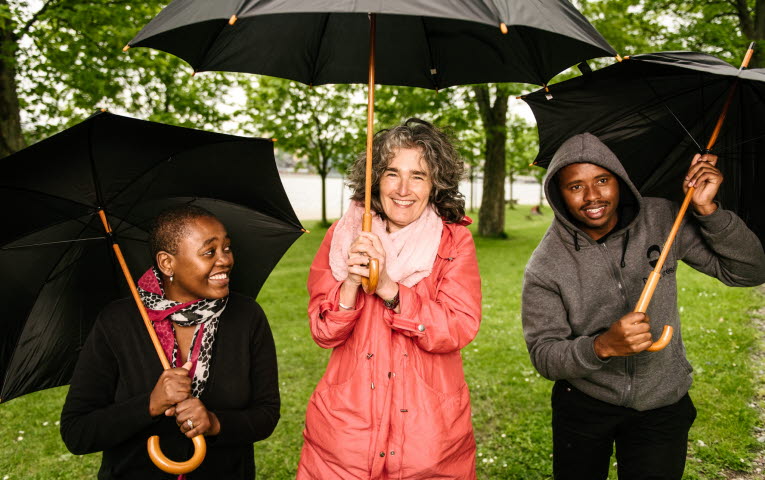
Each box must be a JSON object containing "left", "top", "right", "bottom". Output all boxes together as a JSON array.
[{"left": 279, "top": 172, "right": 548, "bottom": 221}]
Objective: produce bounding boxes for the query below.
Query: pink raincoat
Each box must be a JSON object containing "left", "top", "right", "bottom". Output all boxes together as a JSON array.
[{"left": 296, "top": 220, "right": 481, "bottom": 480}]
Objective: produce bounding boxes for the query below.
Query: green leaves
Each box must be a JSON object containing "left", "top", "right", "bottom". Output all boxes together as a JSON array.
[{"left": 9, "top": 0, "right": 242, "bottom": 143}]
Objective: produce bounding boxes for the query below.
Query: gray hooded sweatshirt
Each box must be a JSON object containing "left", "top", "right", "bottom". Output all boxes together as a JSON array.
[{"left": 522, "top": 133, "right": 765, "bottom": 411}]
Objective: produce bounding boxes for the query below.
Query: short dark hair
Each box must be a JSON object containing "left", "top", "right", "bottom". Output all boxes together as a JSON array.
[
  {"left": 346, "top": 118, "right": 466, "bottom": 224},
  {"left": 149, "top": 205, "right": 218, "bottom": 260}
]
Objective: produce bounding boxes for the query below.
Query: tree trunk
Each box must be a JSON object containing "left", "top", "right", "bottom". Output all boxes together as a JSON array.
[
  {"left": 473, "top": 85, "right": 510, "bottom": 237},
  {"left": 0, "top": 3, "right": 25, "bottom": 157},
  {"left": 733, "top": 0, "right": 765, "bottom": 67},
  {"left": 538, "top": 176, "right": 545, "bottom": 209},
  {"left": 320, "top": 170, "right": 328, "bottom": 226}
]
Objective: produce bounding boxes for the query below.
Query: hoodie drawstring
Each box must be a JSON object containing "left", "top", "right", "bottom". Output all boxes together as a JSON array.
[
  {"left": 574, "top": 231, "right": 580, "bottom": 251},
  {"left": 620, "top": 230, "right": 630, "bottom": 268}
]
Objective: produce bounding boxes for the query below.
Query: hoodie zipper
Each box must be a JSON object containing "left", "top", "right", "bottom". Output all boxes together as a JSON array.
[{"left": 600, "top": 242, "right": 636, "bottom": 406}]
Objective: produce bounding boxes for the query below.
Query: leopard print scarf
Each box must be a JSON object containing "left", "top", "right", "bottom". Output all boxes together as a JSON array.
[{"left": 137, "top": 267, "right": 227, "bottom": 398}]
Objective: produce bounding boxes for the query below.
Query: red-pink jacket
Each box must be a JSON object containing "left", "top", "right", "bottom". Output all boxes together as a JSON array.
[{"left": 296, "top": 220, "right": 482, "bottom": 480}]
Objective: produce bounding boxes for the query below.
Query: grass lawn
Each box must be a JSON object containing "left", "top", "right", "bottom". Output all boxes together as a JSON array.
[{"left": 1, "top": 207, "right": 762, "bottom": 479}]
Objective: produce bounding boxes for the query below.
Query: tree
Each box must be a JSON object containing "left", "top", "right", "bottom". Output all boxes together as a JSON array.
[
  {"left": 641, "top": 0, "right": 765, "bottom": 66},
  {"left": 581, "top": 0, "right": 761, "bottom": 66},
  {"left": 2, "top": 0, "right": 239, "bottom": 157},
  {"left": 471, "top": 83, "right": 517, "bottom": 238},
  {"left": 242, "top": 78, "right": 365, "bottom": 227}
]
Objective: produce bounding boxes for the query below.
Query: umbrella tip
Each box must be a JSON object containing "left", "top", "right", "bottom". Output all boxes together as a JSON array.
[
  {"left": 191, "top": 70, "right": 197, "bottom": 77},
  {"left": 271, "top": 138, "right": 278, "bottom": 142},
  {"left": 229, "top": 14, "right": 238, "bottom": 25},
  {"left": 615, "top": 54, "right": 623, "bottom": 62},
  {"left": 122, "top": 44, "right": 130, "bottom": 52},
  {"left": 499, "top": 22, "right": 508, "bottom": 34},
  {"left": 301, "top": 228, "right": 311, "bottom": 234}
]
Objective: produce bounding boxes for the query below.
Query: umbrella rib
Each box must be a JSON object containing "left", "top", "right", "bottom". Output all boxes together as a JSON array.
[
  {"left": 418, "top": 16, "right": 440, "bottom": 90},
  {"left": 308, "top": 13, "right": 331, "bottom": 86},
  {"left": 104, "top": 140, "right": 243, "bottom": 206},
  {"left": 0, "top": 216, "right": 104, "bottom": 399},
  {"left": 88, "top": 119, "right": 107, "bottom": 208},
  {"left": 1, "top": 237, "right": 106, "bottom": 250},
  {"left": 631, "top": 64, "right": 703, "bottom": 152},
  {"left": 0, "top": 188, "right": 100, "bottom": 247},
  {"left": 108, "top": 155, "right": 172, "bottom": 234}
]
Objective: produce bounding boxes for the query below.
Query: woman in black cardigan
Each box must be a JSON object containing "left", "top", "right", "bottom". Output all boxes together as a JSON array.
[{"left": 61, "top": 205, "right": 280, "bottom": 479}]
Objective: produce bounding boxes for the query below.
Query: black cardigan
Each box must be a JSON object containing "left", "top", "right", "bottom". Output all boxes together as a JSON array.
[{"left": 60, "top": 292, "right": 280, "bottom": 479}]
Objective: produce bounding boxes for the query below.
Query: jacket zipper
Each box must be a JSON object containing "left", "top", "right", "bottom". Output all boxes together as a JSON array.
[{"left": 600, "top": 242, "right": 635, "bottom": 406}]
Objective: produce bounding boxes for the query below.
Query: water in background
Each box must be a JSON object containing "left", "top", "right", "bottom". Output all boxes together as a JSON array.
[{"left": 280, "top": 172, "right": 547, "bottom": 221}]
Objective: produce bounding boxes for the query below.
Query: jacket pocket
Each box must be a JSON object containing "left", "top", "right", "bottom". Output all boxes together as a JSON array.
[{"left": 400, "top": 380, "right": 475, "bottom": 477}]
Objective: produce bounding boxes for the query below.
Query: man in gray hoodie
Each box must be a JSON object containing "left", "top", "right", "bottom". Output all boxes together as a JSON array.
[{"left": 522, "top": 133, "right": 765, "bottom": 480}]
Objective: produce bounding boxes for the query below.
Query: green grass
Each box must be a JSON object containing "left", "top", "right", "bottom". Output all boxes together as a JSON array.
[{"left": 1, "top": 207, "right": 762, "bottom": 479}]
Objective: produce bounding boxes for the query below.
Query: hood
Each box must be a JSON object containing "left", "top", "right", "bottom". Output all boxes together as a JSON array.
[{"left": 544, "top": 132, "right": 642, "bottom": 242}]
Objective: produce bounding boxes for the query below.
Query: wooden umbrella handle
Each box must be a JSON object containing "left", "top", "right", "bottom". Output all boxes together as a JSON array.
[
  {"left": 361, "top": 14, "right": 378, "bottom": 295},
  {"left": 97, "top": 209, "right": 206, "bottom": 474},
  {"left": 360, "top": 211, "right": 379, "bottom": 294},
  {"left": 634, "top": 271, "right": 674, "bottom": 352},
  {"left": 631, "top": 44, "right": 755, "bottom": 352},
  {"left": 631, "top": 189, "right": 692, "bottom": 352},
  {"left": 147, "top": 435, "right": 207, "bottom": 475}
]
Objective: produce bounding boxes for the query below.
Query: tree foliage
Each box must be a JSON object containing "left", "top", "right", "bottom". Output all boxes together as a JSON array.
[
  {"left": 2, "top": 0, "right": 240, "bottom": 156},
  {"left": 241, "top": 77, "right": 366, "bottom": 226},
  {"left": 581, "top": 0, "right": 763, "bottom": 66}
]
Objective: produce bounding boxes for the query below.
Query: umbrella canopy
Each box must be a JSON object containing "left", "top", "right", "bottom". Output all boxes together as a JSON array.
[
  {"left": 0, "top": 111, "right": 304, "bottom": 402},
  {"left": 523, "top": 51, "right": 765, "bottom": 246},
  {"left": 125, "top": 0, "right": 616, "bottom": 89}
]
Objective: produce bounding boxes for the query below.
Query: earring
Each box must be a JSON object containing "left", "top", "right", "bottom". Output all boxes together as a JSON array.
[{"left": 169, "top": 274, "right": 174, "bottom": 283}]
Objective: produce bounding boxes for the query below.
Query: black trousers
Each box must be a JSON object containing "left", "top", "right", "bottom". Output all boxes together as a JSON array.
[{"left": 552, "top": 380, "right": 697, "bottom": 480}]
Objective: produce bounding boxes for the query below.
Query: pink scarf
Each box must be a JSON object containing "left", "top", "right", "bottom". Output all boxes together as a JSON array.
[{"left": 329, "top": 201, "right": 443, "bottom": 288}]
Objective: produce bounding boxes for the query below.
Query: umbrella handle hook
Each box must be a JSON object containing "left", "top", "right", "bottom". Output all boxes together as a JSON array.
[
  {"left": 634, "top": 271, "right": 674, "bottom": 352},
  {"left": 362, "top": 259, "right": 379, "bottom": 294},
  {"left": 360, "top": 211, "right": 379, "bottom": 294},
  {"left": 147, "top": 434, "right": 207, "bottom": 474}
]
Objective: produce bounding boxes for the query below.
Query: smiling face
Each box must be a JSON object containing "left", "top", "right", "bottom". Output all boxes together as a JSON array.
[
  {"left": 379, "top": 147, "right": 433, "bottom": 232},
  {"left": 159, "top": 216, "right": 233, "bottom": 302},
  {"left": 557, "top": 162, "right": 620, "bottom": 241}
]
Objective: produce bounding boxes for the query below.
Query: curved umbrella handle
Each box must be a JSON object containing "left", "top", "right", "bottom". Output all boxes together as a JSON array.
[
  {"left": 360, "top": 210, "right": 378, "bottom": 294},
  {"left": 646, "top": 325, "right": 674, "bottom": 352},
  {"left": 362, "top": 258, "right": 379, "bottom": 294},
  {"left": 634, "top": 271, "right": 673, "bottom": 351},
  {"left": 147, "top": 434, "right": 206, "bottom": 474}
]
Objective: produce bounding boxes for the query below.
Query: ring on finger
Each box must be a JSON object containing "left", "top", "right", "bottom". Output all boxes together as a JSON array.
[{"left": 186, "top": 419, "right": 194, "bottom": 429}]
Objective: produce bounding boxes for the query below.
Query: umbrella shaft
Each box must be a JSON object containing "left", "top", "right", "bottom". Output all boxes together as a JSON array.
[
  {"left": 364, "top": 13, "right": 376, "bottom": 220},
  {"left": 97, "top": 209, "right": 171, "bottom": 370}
]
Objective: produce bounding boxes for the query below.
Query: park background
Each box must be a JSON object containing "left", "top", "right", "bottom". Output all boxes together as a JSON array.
[{"left": 1, "top": 0, "right": 764, "bottom": 478}]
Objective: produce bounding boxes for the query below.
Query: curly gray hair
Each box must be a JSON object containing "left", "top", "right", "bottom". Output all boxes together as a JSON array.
[{"left": 346, "top": 118, "right": 465, "bottom": 224}]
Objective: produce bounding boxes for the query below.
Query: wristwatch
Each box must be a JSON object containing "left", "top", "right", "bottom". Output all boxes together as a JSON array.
[{"left": 382, "top": 292, "right": 400, "bottom": 310}]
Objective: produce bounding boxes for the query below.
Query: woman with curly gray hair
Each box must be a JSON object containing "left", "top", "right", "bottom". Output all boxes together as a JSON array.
[{"left": 297, "top": 118, "right": 482, "bottom": 479}]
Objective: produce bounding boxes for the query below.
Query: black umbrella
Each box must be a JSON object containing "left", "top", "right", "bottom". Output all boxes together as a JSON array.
[
  {"left": 124, "top": 0, "right": 617, "bottom": 293},
  {"left": 124, "top": 0, "right": 616, "bottom": 89},
  {"left": 522, "top": 49, "right": 764, "bottom": 350},
  {"left": 0, "top": 111, "right": 303, "bottom": 472}
]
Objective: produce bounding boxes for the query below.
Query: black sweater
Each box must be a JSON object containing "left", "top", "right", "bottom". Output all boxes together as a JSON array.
[{"left": 60, "top": 292, "right": 280, "bottom": 479}]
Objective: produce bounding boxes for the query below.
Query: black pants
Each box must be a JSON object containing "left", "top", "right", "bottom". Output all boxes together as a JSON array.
[{"left": 552, "top": 380, "right": 697, "bottom": 480}]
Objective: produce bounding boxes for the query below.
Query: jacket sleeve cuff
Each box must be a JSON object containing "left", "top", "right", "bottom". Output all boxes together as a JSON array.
[
  {"left": 692, "top": 203, "right": 733, "bottom": 234},
  {"left": 384, "top": 284, "right": 425, "bottom": 336},
  {"left": 576, "top": 336, "right": 610, "bottom": 369},
  {"left": 317, "top": 281, "right": 365, "bottom": 322}
]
